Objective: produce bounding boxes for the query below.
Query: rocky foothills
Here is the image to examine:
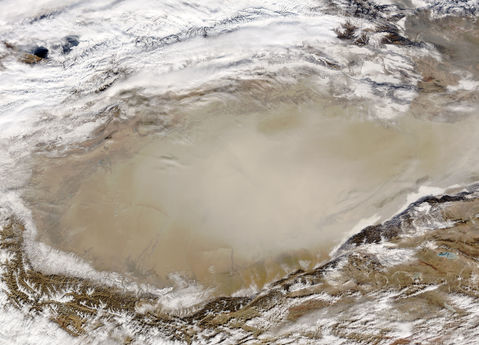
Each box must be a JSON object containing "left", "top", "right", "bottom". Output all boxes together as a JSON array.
[
  {"left": 3, "top": 183, "right": 479, "bottom": 343},
  {"left": 0, "top": 0, "right": 478, "bottom": 344}
]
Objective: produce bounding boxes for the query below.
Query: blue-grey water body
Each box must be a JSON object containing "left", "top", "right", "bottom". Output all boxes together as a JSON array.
[{"left": 0, "top": 0, "right": 478, "bottom": 343}]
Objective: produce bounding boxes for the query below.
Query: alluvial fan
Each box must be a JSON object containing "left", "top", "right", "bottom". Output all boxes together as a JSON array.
[{"left": 0, "top": 0, "right": 478, "bottom": 344}]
